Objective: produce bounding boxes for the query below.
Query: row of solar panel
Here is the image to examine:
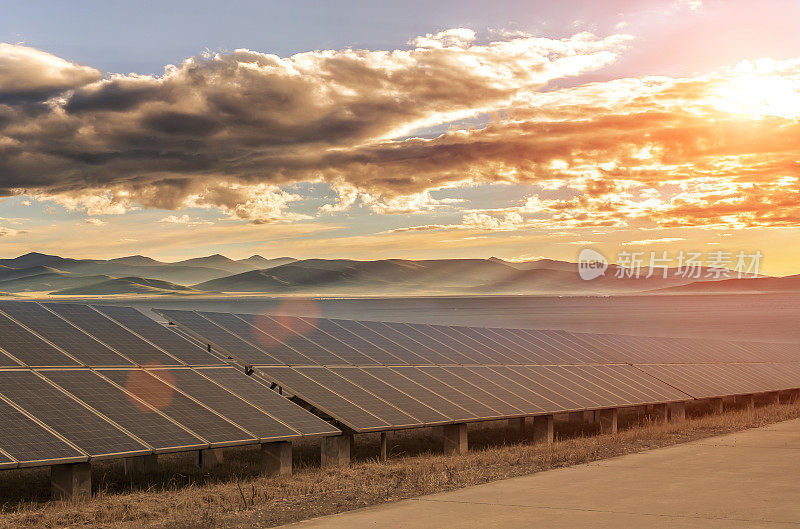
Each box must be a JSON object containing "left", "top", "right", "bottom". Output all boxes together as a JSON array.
[
  {"left": 0, "top": 302, "right": 225, "bottom": 367},
  {"left": 0, "top": 366, "right": 338, "bottom": 469},
  {"left": 157, "top": 309, "right": 799, "bottom": 367},
  {"left": 249, "top": 364, "right": 690, "bottom": 432}
]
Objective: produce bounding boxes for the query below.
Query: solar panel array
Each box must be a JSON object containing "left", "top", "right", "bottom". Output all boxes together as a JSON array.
[
  {"left": 0, "top": 302, "right": 340, "bottom": 470},
  {"left": 155, "top": 309, "right": 798, "bottom": 434}
]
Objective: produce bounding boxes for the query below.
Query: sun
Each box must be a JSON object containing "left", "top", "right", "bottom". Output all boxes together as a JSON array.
[{"left": 711, "top": 74, "right": 800, "bottom": 119}]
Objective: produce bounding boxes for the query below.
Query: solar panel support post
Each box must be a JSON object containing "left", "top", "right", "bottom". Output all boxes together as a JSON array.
[
  {"left": 738, "top": 394, "right": 755, "bottom": 410},
  {"left": 507, "top": 417, "right": 525, "bottom": 433},
  {"left": 124, "top": 454, "right": 158, "bottom": 475},
  {"left": 599, "top": 408, "right": 618, "bottom": 435},
  {"left": 51, "top": 462, "right": 91, "bottom": 500},
  {"left": 442, "top": 423, "right": 468, "bottom": 455},
  {"left": 321, "top": 434, "right": 352, "bottom": 468},
  {"left": 652, "top": 403, "right": 668, "bottom": 423},
  {"left": 380, "top": 432, "right": 388, "bottom": 463},
  {"left": 532, "top": 415, "right": 554, "bottom": 445},
  {"left": 668, "top": 401, "right": 687, "bottom": 421},
  {"left": 710, "top": 398, "right": 724, "bottom": 415},
  {"left": 261, "top": 441, "right": 292, "bottom": 476},
  {"left": 196, "top": 448, "right": 224, "bottom": 469},
  {"left": 768, "top": 392, "right": 781, "bottom": 405}
]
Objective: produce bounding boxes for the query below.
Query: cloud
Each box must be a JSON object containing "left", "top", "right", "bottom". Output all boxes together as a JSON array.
[
  {"left": 84, "top": 218, "right": 106, "bottom": 226},
  {"left": 0, "top": 226, "right": 23, "bottom": 237},
  {"left": 621, "top": 237, "right": 685, "bottom": 245},
  {"left": 0, "top": 31, "right": 628, "bottom": 220},
  {"left": 158, "top": 214, "right": 213, "bottom": 226}
]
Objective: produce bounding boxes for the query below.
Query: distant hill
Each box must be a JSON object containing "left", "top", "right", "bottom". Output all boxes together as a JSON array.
[
  {"left": 108, "top": 255, "right": 165, "bottom": 266},
  {"left": 54, "top": 277, "right": 198, "bottom": 295},
  {"left": 173, "top": 254, "right": 257, "bottom": 274},
  {"left": 237, "top": 255, "right": 296, "bottom": 269},
  {"left": 656, "top": 275, "right": 800, "bottom": 294},
  {"left": 0, "top": 272, "right": 113, "bottom": 293}
]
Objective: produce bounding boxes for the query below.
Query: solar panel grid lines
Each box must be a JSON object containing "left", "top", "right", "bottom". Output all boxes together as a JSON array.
[
  {"left": 413, "top": 324, "right": 498, "bottom": 364},
  {"left": 488, "top": 366, "right": 582, "bottom": 411},
  {"left": 632, "top": 364, "right": 731, "bottom": 399},
  {"left": 0, "top": 447, "right": 17, "bottom": 470},
  {"left": 40, "top": 369, "right": 208, "bottom": 452},
  {"left": 196, "top": 367, "right": 340, "bottom": 437},
  {"left": 466, "top": 328, "right": 539, "bottom": 365},
  {"left": 0, "top": 312, "right": 76, "bottom": 367},
  {"left": 336, "top": 320, "right": 430, "bottom": 364},
  {"left": 44, "top": 303, "right": 181, "bottom": 367},
  {"left": 0, "top": 302, "right": 133, "bottom": 366},
  {"left": 429, "top": 326, "right": 505, "bottom": 364},
  {"left": 442, "top": 365, "right": 546, "bottom": 415},
  {"left": 461, "top": 366, "right": 563, "bottom": 413},
  {"left": 98, "top": 368, "right": 258, "bottom": 447},
  {"left": 0, "top": 390, "right": 87, "bottom": 467},
  {"left": 380, "top": 323, "right": 465, "bottom": 364},
  {"left": 200, "top": 311, "right": 314, "bottom": 366},
  {"left": 324, "top": 319, "right": 411, "bottom": 365},
  {"left": 294, "top": 367, "right": 420, "bottom": 428},
  {"left": 564, "top": 365, "right": 651, "bottom": 405},
  {"left": 540, "top": 365, "right": 629, "bottom": 408},
  {"left": 601, "top": 364, "right": 691, "bottom": 402},
  {"left": 0, "top": 370, "right": 150, "bottom": 459},
  {"left": 535, "top": 330, "right": 603, "bottom": 364},
  {"left": 93, "top": 305, "right": 225, "bottom": 366},
  {"left": 239, "top": 313, "right": 345, "bottom": 365},
  {"left": 395, "top": 367, "right": 505, "bottom": 420},
  {"left": 328, "top": 367, "right": 452, "bottom": 426},
  {"left": 449, "top": 326, "right": 527, "bottom": 364},
  {"left": 146, "top": 367, "right": 303, "bottom": 442},
  {"left": 362, "top": 367, "right": 477, "bottom": 422},
  {"left": 508, "top": 366, "right": 602, "bottom": 410},
  {"left": 296, "top": 317, "right": 385, "bottom": 365},
  {"left": 504, "top": 330, "right": 570, "bottom": 365},
  {"left": 156, "top": 309, "right": 280, "bottom": 366},
  {"left": 482, "top": 329, "right": 555, "bottom": 364},
  {"left": 395, "top": 323, "right": 483, "bottom": 365},
  {"left": 543, "top": 330, "right": 614, "bottom": 364},
  {"left": 256, "top": 366, "right": 390, "bottom": 432},
  {"left": 364, "top": 321, "right": 458, "bottom": 365}
]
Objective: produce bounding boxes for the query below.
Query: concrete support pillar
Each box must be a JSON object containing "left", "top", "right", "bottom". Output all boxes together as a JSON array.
[
  {"left": 568, "top": 411, "right": 585, "bottom": 424},
  {"left": 442, "top": 423, "right": 468, "bottom": 455},
  {"left": 124, "top": 454, "right": 158, "bottom": 475},
  {"left": 51, "top": 462, "right": 91, "bottom": 500},
  {"left": 598, "top": 408, "right": 618, "bottom": 434},
  {"left": 669, "top": 401, "right": 687, "bottom": 421},
  {"left": 739, "top": 394, "right": 755, "bottom": 410},
  {"left": 261, "top": 441, "right": 292, "bottom": 476},
  {"left": 710, "top": 398, "right": 724, "bottom": 415},
  {"left": 321, "top": 434, "right": 352, "bottom": 467},
  {"left": 379, "top": 432, "right": 388, "bottom": 462},
  {"left": 508, "top": 417, "right": 526, "bottom": 432},
  {"left": 196, "top": 448, "right": 224, "bottom": 469},
  {"left": 652, "top": 403, "right": 668, "bottom": 423},
  {"left": 532, "top": 415, "right": 554, "bottom": 445}
]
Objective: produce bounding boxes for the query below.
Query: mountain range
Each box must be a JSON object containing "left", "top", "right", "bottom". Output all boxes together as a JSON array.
[{"left": 0, "top": 252, "right": 786, "bottom": 297}]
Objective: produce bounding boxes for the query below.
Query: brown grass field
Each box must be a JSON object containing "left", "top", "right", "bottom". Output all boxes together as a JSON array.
[{"left": 1, "top": 395, "right": 798, "bottom": 529}]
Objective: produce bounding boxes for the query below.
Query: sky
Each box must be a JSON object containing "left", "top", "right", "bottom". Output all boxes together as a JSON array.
[{"left": 3, "top": 0, "right": 800, "bottom": 274}]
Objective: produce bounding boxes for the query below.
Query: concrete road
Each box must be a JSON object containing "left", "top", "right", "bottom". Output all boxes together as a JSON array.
[{"left": 281, "top": 419, "right": 800, "bottom": 528}]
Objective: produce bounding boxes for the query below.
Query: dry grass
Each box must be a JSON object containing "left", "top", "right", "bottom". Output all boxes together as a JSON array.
[{"left": 2, "top": 396, "right": 799, "bottom": 529}]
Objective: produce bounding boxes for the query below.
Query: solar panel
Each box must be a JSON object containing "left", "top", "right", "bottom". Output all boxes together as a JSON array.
[
  {"left": 239, "top": 314, "right": 344, "bottom": 365},
  {"left": 196, "top": 367, "right": 340, "bottom": 436},
  {"left": 148, "top": 368, "right": 301, "bottom": 441},
  {"left": 293, "top": 367, "right": 419, "bottom": 427},
  {"left": 390, "top": 367, "right": 504, "bottom": 420},
  {"left": 256, "top": 366, "right": 389, "bottom": 432},
  {"left": 431, "top": 326, "right": 508, "bottom": 364},
  {"left": 293, "top": 318, "right": 380, "bottom": 365},
  {"left": 381, "top": 322, "right": 468, "bottom": 364},
  {"left": 362, "top": 367, "right": 476, "bottom": 422},
  {"left": 329, "top": 367, "right": 451, "bottom": 425},
  {"left": 486, "top": 366, "right": 580, "bottom": 410},
  {"left": 406, "top": 323, "right": 496, "bottom": 364},
  {"left": 0, "top": 370, "right": 148, "bottom": 458},
  {"left": 199, "top": 312, "right": 313, "bottom": 365},
  {"left": 0, "top": 450, "right": 15, "bottom": 469},
  {"left": 41, "top": 369, "right": 206, "bottom": 451},
  {"left": 0, "top": 312, "right": 76, "bottom": 367},
  {"left": 0, "top": 302, "right": 133, "bottom": 366},
  {"left": 358, "top": 321, "right": 456, "bottom": 365},
  {"left": 465, "top": 366, "right": 568, "bottom": 412},
  {"left": 450, "top": 327, "right": 528, "bottom": 364},
  {"left": 391, "top": 323, "right": 480, "bottom": 364},
  {"left": 419, "top": 366, "right": 525, "bottom": 416},
  {"left": 98, "top": 369, "right": 257, "bottom": 446},
  {"left": 332, "top": 319, "right": 427, "bottom": 364},
  {"left": 156, "top": 309, "right": 278, "bottom": 365},
  {"left": 301, "top": 318, "right": 393, "bottom": 365},
  {"left": 467, "top": 328, "right": 537, "bottom": 364},
  {"left": 44, "top": 303, "right": 180, "bottom": 366},
  {"left": 324, "top": 320, "right": 409, "bottom": 365},
  {"left": 93, "top": 305, "right": 224, "bottom": 366},
  {"left": 0, "top": 394, "right": 86, "bottom": 465},
  {"left": 442, "top": 366, "right": 546, "bottom": 415}
]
